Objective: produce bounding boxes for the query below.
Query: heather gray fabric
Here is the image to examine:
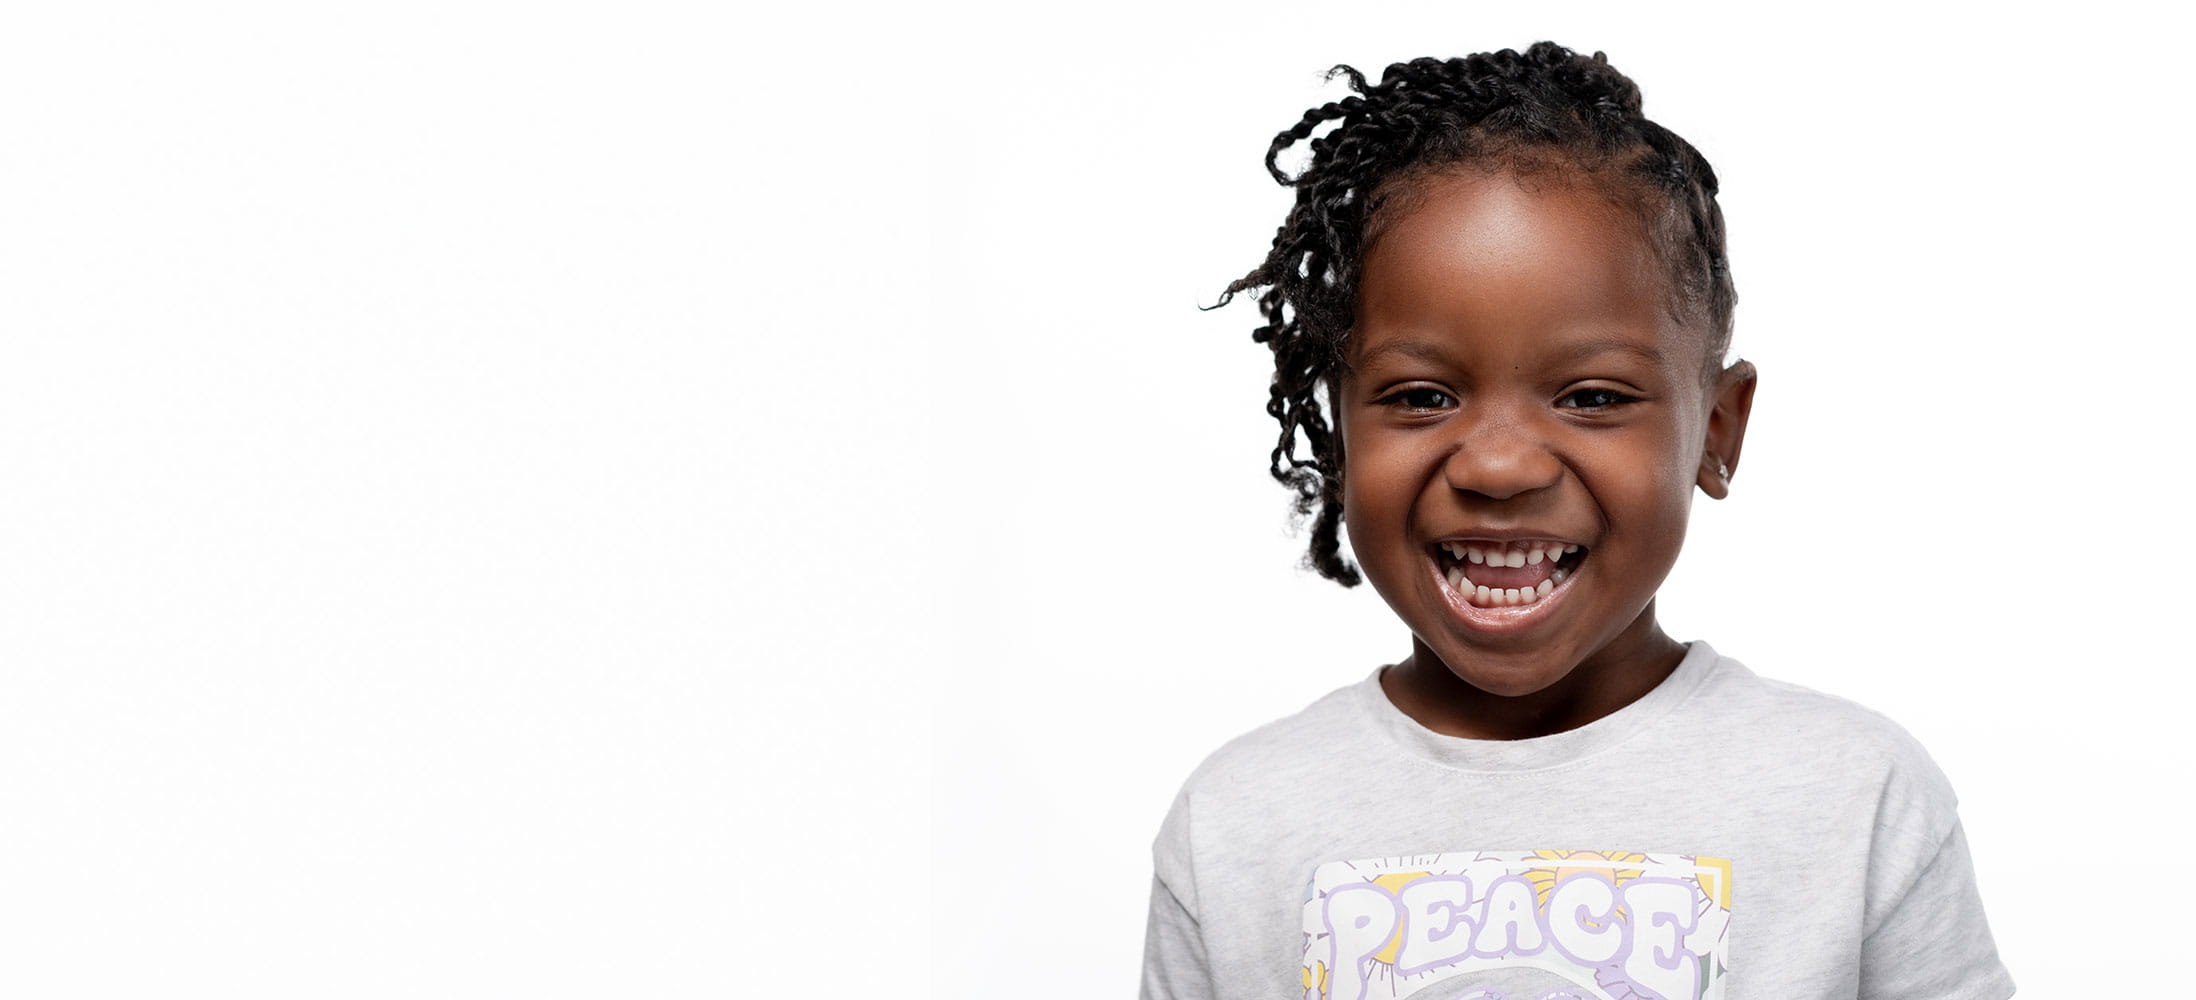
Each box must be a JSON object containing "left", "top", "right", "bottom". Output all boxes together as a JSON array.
[{"left": 1140, "top": 642, "right": 2012, "bottom": 1000}]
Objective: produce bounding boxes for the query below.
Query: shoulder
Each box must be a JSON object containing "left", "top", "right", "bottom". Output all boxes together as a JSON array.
[
  {"left": 1147, "top": 673, "right": 1372, "bottom": 908},
  {"left": 1710, "top": 652, "right": 1944, "bottom": 763},
  {"left": 1151, "top": 673, "right": 1370, "bottom": 834},
  {"left": 1175, "top": 673, "right": 1373, "bottom": 796},
  {"left": 1699, "top": 650, "right": 1962, "bottom": 829}
]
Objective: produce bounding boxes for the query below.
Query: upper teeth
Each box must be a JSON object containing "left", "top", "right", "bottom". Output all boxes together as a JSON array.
[{"left": 1442, "top": 541, "right": 1578, "bottom": 566}]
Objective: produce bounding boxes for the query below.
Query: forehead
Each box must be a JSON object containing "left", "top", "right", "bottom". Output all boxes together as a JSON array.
[{"left": 1353, "top": 169, "right": 1703, "bottom": 369}]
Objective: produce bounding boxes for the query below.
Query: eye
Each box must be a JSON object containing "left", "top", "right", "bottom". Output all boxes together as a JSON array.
[
  {"left": 1376, "top": 386, "right": 1456, "bottom": 410},
  {"left": 1558, "top": 386, "right": 1639, "bottom": 410}
]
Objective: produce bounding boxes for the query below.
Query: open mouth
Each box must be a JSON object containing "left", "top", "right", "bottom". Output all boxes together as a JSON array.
[{"left": 1431, "top": 539, "right": 1589, "bottom": 609}]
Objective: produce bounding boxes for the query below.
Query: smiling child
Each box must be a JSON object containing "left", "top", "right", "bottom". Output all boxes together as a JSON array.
[{"left": 1141, "top": 44, "right": 2013, "bottom": 1000}]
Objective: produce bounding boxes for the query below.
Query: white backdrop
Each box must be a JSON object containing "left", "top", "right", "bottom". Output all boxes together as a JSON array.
[
  {"left": 931, "top": 3, "right": 2192, "bottom": 999},
  {"left": 0, "top": 0, "right": 2184, "bottom": 997},
  {"left": 0, "top": 2, "right": 937, "bottom": 995}
]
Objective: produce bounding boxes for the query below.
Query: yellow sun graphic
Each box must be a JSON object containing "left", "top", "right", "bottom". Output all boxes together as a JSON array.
[{"left": 1521, "top": 850, "right": 1648, "bottom": 910}]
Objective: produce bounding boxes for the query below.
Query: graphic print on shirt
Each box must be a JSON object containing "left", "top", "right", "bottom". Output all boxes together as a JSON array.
[{"left": 1300, "top": 850, "right": 1731, "bottom": 1000}]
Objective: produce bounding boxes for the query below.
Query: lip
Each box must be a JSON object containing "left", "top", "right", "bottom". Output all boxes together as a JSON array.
[
  {"left": 1425, "top": 541, "right": 1584, "bottom": 635},
  {"left": 1430, "top": 531, "right": 1584, "bottom": 547}
]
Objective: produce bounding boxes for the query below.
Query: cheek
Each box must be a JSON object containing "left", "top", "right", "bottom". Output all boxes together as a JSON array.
[
  {"left": 1618, "top": 453, "right": 1700, "bottom": 551},
  {"left": 1338, "top": 463, "right": 1392, "bottom": 540},
  {"left": 1338, "top": 434, "right": 1434, "bottom": 566},
  {"left": 1644, "top": 454, "right": 1696, "bottom": 501},
  {"left": 1339, "top": 431, "right": 1425, "bottom": 514},
  {"left": 1335, "top": 427, "right": 1373, "bottom": 514},
  {"left": 1581, "top": 430, "right": 1698, "bottom": 542}
]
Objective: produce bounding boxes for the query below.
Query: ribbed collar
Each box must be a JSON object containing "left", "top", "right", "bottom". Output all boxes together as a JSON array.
[{"left": 1356, "top": 640, "right": 1723, "bottom": 773}]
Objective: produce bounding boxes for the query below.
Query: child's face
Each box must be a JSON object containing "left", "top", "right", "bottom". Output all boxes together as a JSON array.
[{"left": 1338, "top": 169, "right": 1755, "bottom": 702}]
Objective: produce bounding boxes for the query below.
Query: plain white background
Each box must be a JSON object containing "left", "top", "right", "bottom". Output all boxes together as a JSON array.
[
  {"left": 2, "top": 2, "right": 936, "bottom": 994},
  {"left": 0, "top": 0, "right": 2184, "bottom": 996}
]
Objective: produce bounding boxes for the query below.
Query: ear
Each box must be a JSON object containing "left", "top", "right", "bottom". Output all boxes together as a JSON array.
[{"left": 1696, "top": 360, "right": 1758, "bottom": 500}]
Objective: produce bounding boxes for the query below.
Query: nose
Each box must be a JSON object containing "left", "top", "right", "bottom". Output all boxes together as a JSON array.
[{"left": 1441, "top": 408, "right": 1563, "bottom": 501}]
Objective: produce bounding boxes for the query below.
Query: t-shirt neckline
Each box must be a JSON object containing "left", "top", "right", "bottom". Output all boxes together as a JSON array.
[{"left": 1356, "top": 640, "right": 1723, "bottom": 773}]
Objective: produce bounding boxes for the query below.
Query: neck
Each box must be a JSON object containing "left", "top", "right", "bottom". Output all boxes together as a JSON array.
[{"left": 1382, "top": 607, "right": 1687, "bottom": 741}]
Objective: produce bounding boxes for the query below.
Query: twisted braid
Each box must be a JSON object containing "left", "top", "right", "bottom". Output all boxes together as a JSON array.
[{"left": 1214, "top": 41, "right": 1736, "bottom": 586}]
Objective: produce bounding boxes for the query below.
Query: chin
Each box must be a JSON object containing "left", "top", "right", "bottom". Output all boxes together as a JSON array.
[{"left": 1433, "top": 646, "right": 1582, "bottom": 699}]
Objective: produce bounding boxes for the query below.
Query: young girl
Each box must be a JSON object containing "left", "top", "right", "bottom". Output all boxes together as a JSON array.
[{"left": 1141, "top": 43, "right": 2012, "bottom": 1000}]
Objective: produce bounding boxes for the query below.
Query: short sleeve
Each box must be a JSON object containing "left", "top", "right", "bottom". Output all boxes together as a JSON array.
[
  {"left": 1856, "top": 736, "right": 2015, "bottom": 1000},
  {"left": 1141, "top": 788, "right": 1211, "bottom": 1000},
  {"left": 1141, "top": 873, "right": 1211, "bottom": 1000}
]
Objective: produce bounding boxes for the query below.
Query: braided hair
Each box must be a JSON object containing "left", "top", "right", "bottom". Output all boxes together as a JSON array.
[{"left": 1216, "top": 41, "right": 1736, "bottom": 587}]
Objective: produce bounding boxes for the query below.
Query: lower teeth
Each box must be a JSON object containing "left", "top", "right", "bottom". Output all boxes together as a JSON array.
[{"left": 1448, "top": 566, "right": 1570, "bottom": 608}]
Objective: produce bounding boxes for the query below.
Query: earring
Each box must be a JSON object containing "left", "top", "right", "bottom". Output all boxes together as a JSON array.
[{"left": 1717, "top": 461, "right": 1730, "bottom": 479}]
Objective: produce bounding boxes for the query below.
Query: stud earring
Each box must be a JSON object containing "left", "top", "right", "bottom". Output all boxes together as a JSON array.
[{"left": 1717, "top": 461, "right": 1730, "bottom": 479}]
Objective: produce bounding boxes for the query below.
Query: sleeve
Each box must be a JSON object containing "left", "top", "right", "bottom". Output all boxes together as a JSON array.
[
  {"left": 1140, "top": 787, "right": 1212, "bottom": 1000},
  {"left": 1855, "top": 732, "right": 2016, "bottom": 1000}
]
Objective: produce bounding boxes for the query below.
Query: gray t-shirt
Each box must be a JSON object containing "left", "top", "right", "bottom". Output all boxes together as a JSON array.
[{"left": 1141, "top": 642, "right": 2013, "bottom": 1000}]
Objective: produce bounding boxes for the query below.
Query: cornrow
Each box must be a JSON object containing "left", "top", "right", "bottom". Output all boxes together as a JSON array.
[{"left": 1214, "top": 41, "right": 1736, "bottom": 587}]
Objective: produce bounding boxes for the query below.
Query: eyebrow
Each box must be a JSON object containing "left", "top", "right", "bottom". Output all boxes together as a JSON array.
[
  {"left": 1352, "top": 339, "right": 1454, "bottom": 367},
  {"left": 1545, "top": 336, "right": 1667, "bottom": 367}
]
